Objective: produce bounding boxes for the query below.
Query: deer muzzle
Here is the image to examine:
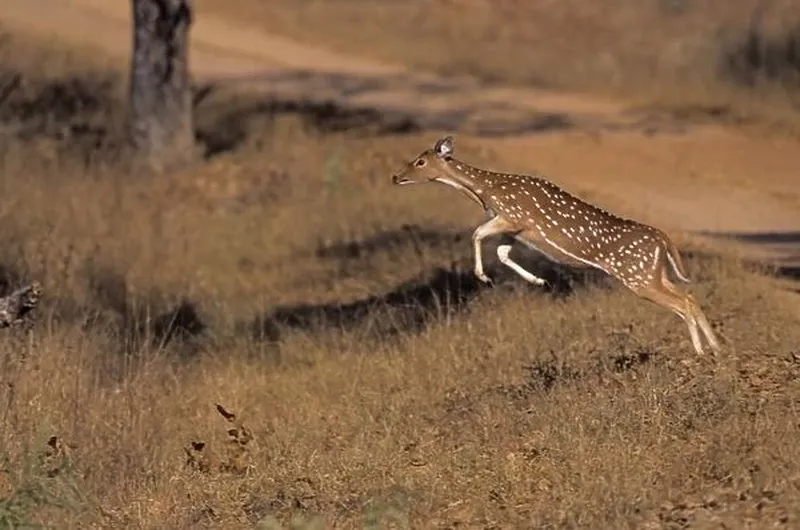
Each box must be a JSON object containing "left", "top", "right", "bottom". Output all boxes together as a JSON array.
[{"left": 392, "top": 174, "right": 412, "bottom": 185}]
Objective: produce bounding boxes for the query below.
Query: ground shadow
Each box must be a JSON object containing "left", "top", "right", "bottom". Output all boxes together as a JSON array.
[
  {"left": 193, "top": 69, "right": 579, "bottom": 157},
  {"left": 700, "top": 231, "right": 800, "bottom": 245},
  {"left": 0, "top": 263, "right": 24, "bottom": 295},
  {"left": 0, "top": 261, "right": 204, "bottom": 355},
  {"left": 692, "top": 230, "right": 800, "bottom": 281},
  {"left": 194, "top": 91, "right": 420, "bottom": 158},
  {"left": 721, "top": 5, "right": 800, "bottom": 88},
  {"left": 252, "top": 230, "right": 606, "bottom": 342},
  {"left": 0, "top": 69, "right": 122, "bottom": 157},
  {"left": 311, "top": 224, "right": 603, "bottom": 292},
  {"left": 79, "top": 266, "right": 208, "bottom": 358},
  {"left": 617, "top": 103, "right": 745, "bottom": 136},
  {"left": 776, "top": 265, "right": 800, "bottom": 281},
  {"left": 250, "top": 264, "right": 588, "bottom": 343},
  {"left": 195, "top": 65, "right": 747, "bottom": 159},
  {"left": 313, "top": 223, "right": 467, "bottom": 261},
  {"left": 250, "top": 266, "right": 490, "bottom": 342},
  {"left": 0, "top": 62, "right": 715, "bottom": 163}
]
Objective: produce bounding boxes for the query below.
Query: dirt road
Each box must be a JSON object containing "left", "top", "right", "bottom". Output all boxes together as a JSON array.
[{"left": 3, "top": 0, "right": 799, "bottom": 275}]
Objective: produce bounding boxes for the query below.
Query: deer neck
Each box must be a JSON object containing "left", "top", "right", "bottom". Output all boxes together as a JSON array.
[{"left": 435, "top": 159, "right": 488, "bottom": 210}]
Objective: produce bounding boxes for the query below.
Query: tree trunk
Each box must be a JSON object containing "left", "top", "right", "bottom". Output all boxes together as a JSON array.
[{"left": 129, "top": 0, "right": 195, "bottom": 170}]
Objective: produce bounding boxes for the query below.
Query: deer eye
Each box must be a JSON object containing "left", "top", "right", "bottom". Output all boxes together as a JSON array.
[{"left": 415, "top": 159, "right": 426, "bottom": 167}]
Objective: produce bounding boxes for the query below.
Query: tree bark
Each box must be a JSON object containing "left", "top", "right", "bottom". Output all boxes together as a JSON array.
[{"left": 129, "top": 0, "right": 195, "bottom": 170}]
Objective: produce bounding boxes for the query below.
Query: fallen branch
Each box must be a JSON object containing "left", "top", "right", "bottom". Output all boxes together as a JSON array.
[{"left": 0, "top": 281, "right": 42, "bottom": 328}]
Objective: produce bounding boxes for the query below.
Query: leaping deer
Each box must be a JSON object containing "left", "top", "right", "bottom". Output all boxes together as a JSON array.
[{"left": 391, "top": 136, "right": 721, "bottom": 355}]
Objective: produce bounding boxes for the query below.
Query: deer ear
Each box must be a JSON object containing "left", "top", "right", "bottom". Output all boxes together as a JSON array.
[{"left": 434, "top": 136, "right": 454, "bottom": 158}]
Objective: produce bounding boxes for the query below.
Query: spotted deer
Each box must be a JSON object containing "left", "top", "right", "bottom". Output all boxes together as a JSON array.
[{"left": 391, "top": 136, "right": 720, "bottom": 355}]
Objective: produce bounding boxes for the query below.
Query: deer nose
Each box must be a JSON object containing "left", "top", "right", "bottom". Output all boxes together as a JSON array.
[{"left": 391, "top": 174, "right": 402, "bottom": 184}]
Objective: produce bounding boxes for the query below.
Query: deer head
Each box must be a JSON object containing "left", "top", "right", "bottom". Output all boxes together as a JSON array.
[{"left": 391, "top": 136, "right": 455, "bottom": 186}]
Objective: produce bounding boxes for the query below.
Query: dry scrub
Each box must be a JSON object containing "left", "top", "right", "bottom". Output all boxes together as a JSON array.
[{"left": 1, "top": 27, "right": 800, "bottom": 529}]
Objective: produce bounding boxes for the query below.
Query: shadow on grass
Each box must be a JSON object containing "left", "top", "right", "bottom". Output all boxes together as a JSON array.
[
  {"left": 0, "top": 261, "right": 205, "bottom": 362},
  {"left": 251, "top": 229, "right": 607, "bottom": 342},
  {"left": 0, "top": 263, "right": 25, "bottom": 294},
  {"left": 314, "top": 224, "right": 467, "bottom": 261},
  {"left": 78, "top": 266, "right": 207, "bottom": 359},
  {"left": 250, "top": 266, "right": 490, "bottom": 342},
  {"left": 721, "top": 6, "right": 800, "bottom": 88},
  {"left": 192, "top": 69, "right": 578, "bottom": 158},
  {"left": 0, "top": 69, "right": 122, "bottom": 160},
  {"left": 692, "top": 230, "right": 800, "bottom": 282},
  {"left": 194, "top": 88, "right": 420, "bottom": 158}
]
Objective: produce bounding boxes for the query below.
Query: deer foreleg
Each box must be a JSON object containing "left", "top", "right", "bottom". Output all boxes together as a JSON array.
[
  {"left": 497, "top": 244, "right": 547, "bottom": 286},
  {"left": 472, "top": 216, "right": 516, "bottom": 284}
]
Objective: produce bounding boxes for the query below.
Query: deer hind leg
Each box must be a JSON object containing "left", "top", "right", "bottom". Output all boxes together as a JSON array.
[
  {"left": 471, "top": 216, "right": 517, "bottom": 284},
  {"left": 496, "top": 244, "right": 547, "bottom": 286},
  {"left": 661, "top": 277, "right": 721, "bottom": 354},
  {"left": 692, "top": 299, "right": 721, "bottom": 353},
  {"left": 684, "top": 303, "right": 706, "bottom": 355},
  {"left": 630, "top": 277, "right": 706, "bottom": 355}
]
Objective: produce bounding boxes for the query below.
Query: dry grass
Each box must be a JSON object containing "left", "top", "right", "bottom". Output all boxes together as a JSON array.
[
  {"left": 200, "top": 0, "right": 800, "bottom": 119},
  {"left": 1, "top": 26, "right": 800, "bottom": 530}
]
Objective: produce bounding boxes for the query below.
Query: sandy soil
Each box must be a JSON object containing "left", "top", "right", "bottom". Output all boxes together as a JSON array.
[{"left": 2, "top": 0, "right": 798, "bottom": 271}]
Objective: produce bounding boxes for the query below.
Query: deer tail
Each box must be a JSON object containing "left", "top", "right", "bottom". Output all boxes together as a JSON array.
[{"left": 664, "top": 237, "right": 691, "bottom": 283}]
